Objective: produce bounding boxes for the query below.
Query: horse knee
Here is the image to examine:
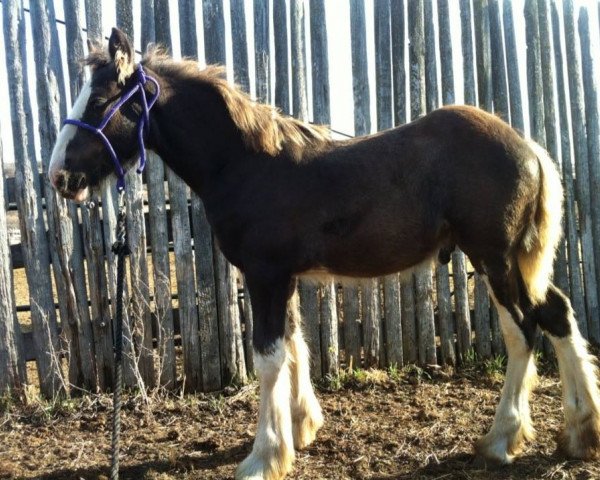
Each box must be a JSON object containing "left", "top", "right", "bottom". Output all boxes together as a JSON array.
[{"left": 532, "top": 284, "right": 572, "bottom": 338}]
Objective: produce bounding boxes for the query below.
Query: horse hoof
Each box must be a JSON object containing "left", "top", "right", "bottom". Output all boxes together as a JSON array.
[
  {"left": 292, "top": 402, "right": 324, "bottom": 450},
  {"left": 235, "top": 449, "right": 294, "bottom": 480},
  {"left": 556, "top": 416, "right": 600, "bottom": 460},
  {"left": 473, "top": 435, "right": 517, "bottom": 467}
]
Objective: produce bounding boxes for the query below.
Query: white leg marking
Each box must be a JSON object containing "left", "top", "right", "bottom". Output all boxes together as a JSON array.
[
  {"left": 547, "top": 312, "right": 600, "bottom": 458},
  {"left": 286, "top": 294, "right": 323, "bottom": 450},
  {"left": 476, "top": 295, "right": 536, "bottom": 464},
  {"left": 236, "top": 339, "right": 294, "bottom": 480},
  {"left": 49, "top": 80, "right": 92, "bottom": 184}
]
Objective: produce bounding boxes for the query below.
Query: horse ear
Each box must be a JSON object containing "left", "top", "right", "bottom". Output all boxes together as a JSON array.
[{"left": 109, "top": 27, "right": 134, "bottom": 85}]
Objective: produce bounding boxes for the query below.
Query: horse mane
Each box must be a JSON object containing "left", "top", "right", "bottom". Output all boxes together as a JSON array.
[{"left": 141, "top": 47, "right": 331, "bottom": 156}]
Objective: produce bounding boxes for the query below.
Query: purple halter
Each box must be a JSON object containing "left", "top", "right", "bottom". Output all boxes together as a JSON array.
[{"left": 64, "top": 64, "right": 160, "bottom": 192}]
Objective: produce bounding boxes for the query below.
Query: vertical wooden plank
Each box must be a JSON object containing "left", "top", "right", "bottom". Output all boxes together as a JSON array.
[
  {"left": 502, "top": 1, "right": 525, "bottom": 131},
  {"left": 488, "top": 0, "right": 509, "bottom": 121},
  {"left": 386, "top": 1, "right": 405, "bottom": 367},
  {"left": 350, "top": 0, "right": 377, "bottom": 369},
  {"left": 438, "top": 0, "right": 454, "bottom": 105},
  {"left": 84, "top": 0, "right": 101, "bottom": 40},
  {"left": 424, "top": 0, "right": 438, "bottom": 113},
  {"left": 564, "top": 0, "right": 600, "bottom": 341},
  {"left": 472, "top": 0, "right": 493, "bottom": 359},
  {"left": 115, "top": 0, "right": 156, "bottom": 389},
  {"left": 180, "top": 0, "right": 221, "bottom": 391},
  {"left": 488, "top": 0, "right": 509, "bottom": 356},
  {"left": 229, "top": 0, "right": 254, "bottom": 372},
  {"left": 142, "top": 0, "right": 176, "bottom": 390},
  {"left": 154, "top": 0, "right": 201, "bottom": 391},
  {"left": 391, "top": 0, "right": 417, "bottom": 365},
  {"left": 374, "top": 0, "right": 394, "bottom": 368},
  {"left": 456, "top": 0, "right": 476, "bottom": 361},
  {"left": 230, "top": 0, "right": 253, "bottom": 375},
  {"left": 230, "top": 0, "right": 251, "bottom": 93},
  {"left": 293, "top": 0, "right": 325, "bottom": 375},
  {"left": 551, "top": 1, "right": 586, "bottom": 332},
  {"left": 579, "top": 7, "right": 600, "bottom": 337},
  {"left": 425, "top": 0, "right": 453, "bottom": 366},
  {"left": 525, "top": 0, "right": 546, "bottom": 144},
  {"left": 538, "top": 0, "right": 567, "bottom": 359},
  {"left": 437, "top": 0, "right": 460, "bottom": 366},
  {"left": 84, "top": 4, "right": 120, "bottom": 382},
  {"left": 34, "top": 0, "right": 103, "bottom": 391},
  {"left": 204, "top": 0, "right": 247, "bottom": 386},
  {"left": 254, "top": 0, "right": 270, "bottom": 104},
  {"left": 3, "top": 0, "right": 64, "bottom": 398},
  {"left": 310, "top": 0, "right": 339, "bottom": 376},
  {"left": 460, "top": 0, "right": 477, "bottom": 106},
  {"left": 274, "top": 0, "right": 290, "bottom": 114},
  {"left": 0, "top": 128, "right": 26, "bottom": 394},
  {"left": 409, "top": 0, "right": 436, "bottom": 366},
  {"left": 391, "top": 0, "right": 406, "bottom": 127},
  {"left": 320, "top": 283, "right": 339, "bottom": 375}
]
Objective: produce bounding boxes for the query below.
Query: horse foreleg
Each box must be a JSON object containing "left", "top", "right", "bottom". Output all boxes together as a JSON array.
[
  {"left": 286, "top": 288, "right": 323, "bottom": 449},
  {"left": 236, "top": 276, "right": 295, "bottom": 480}
]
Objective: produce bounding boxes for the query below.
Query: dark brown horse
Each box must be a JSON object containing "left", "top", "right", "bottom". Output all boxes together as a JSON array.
[{"left": 49, "top": 29, "right": 600, "bottom": 479}]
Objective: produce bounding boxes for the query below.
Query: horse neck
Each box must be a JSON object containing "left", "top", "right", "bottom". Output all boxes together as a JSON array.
[{"left": 145, "top": 67, "right": 245, "bottom": 196}]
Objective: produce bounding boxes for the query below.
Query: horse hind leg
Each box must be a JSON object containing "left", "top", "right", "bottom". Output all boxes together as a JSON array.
[
  {"left": 286, "top": 287, "right": 324, "bottom": 449},
  {"left": 475, "top": 261, "right": 537, "bottom": 465},
  {"left": 534, "top": 284, "right": 600, "bottom": 459}
]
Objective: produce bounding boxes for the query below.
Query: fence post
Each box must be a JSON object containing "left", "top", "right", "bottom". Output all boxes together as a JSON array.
[
  {"left": 34, "top": 0, "right": 100, "bottom": 392},
  {"left": 579, "top": 7, "right": 600, "bottom": 343},
  {"left": 538, "top": 0, "right": 569, "bottom": 298},
  {"left": 502, "top": 1, "right": 525, "bottom": 131},
  {"left": 230, "top": 0, "right": 253, "bottom": 374},
  {"left": 425, "top": 0, "right": 451, "bottom": 364},
  {"left": 3, "top": 0, "right": 65, "bottom": 398},
  {"left": 551, "top": 1, "right": 586, "bottom": 332},
  {"left": 154, "top": 0, "right": 203, "bottom": 391},
  {"left": 456, "top": 0, "right": 476, "bottom": 361},
  {"left": 139, "top": 0, "right": 176, "bottom": 390},
  {"left": 0, "top": 128, "right": 26, "bottom": 395},
  {"left": 274, "top": 0, "right": 290, "bottom": 114},
  {"left": 114, "top": 0, "right": 156, "bottom": 389},
  {"left": 375, "top": 0, "right": 402, "bottom": 368},
  {"left": 254, "top": 0, "right": 270, "bottom": 104},
  {"left": 204, "top": 0, "right": 247, "bottom": 386},
  {"left": 563, "top": 0, "right": 599, "bottom": 341},
  {"left": 472, "top": 0, "right": 493, "bottom": 359},
  {"left": 310, "top": 0, "right": 339, "bottom": 377}
]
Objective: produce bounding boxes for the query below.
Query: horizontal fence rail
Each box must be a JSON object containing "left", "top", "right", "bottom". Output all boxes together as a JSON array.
[{"left": 0, "top": 0, "right": 599, "bottom": 397}]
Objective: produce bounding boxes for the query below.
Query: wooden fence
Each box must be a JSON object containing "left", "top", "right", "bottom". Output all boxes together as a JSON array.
[{"left": 0, "top": 0, "right": 599, "bottom": 398}]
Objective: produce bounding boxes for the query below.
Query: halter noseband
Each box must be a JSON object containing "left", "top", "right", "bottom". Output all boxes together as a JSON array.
[{"left": 64, "top": 64, "right": 160, "bottom": 192}]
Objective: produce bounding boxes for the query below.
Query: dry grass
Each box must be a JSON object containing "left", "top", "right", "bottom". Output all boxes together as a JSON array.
[{"left": 1, "top": 365, "right": 599, "bottom": 480}]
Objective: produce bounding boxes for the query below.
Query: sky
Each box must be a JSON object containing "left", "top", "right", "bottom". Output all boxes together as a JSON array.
[{"left": 0, "top": 0, "right": 598, "bottom": 169}]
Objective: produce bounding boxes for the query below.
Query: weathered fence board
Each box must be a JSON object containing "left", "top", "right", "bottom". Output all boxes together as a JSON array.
[
  {"left": 563, "top": 0, "right": 600, "bottom": 342},
  {"left": 4, "top": 0, "right": 65, "bottom": 398},
  {"left": 4, "top": 0, "right": 600, "bottom": 397},
  {"left": 551, "top": 0, "right": 587, "bottom": 331},
  {"left": 579, "top": 7, "right": 600, "bottom": 341},
  {"left": 0, "top": 128, "right": 25, "bottom": 394}
]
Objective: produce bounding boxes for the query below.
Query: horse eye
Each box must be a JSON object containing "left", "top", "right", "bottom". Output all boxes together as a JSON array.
[{"left": 92, "top": 98, "right": 107, "bottom": 109}]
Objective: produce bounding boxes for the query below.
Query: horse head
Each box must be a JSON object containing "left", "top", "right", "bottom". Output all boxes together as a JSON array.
[{"left": 49, "top": 28, "right": 154, "bottom": 200}]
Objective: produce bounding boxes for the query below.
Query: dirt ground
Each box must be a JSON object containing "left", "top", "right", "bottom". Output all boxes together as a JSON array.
[{"left": 1, "top": 364, "right": 599, "bottom": 480}]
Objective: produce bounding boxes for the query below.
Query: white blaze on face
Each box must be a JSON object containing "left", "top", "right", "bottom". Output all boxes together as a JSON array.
[{"left": 49, "top": 80, "right": 92, "bottom": 199}]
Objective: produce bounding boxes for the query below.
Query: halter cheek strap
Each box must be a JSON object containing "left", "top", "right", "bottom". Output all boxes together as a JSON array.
[{"left": 64, "top": 64, "right": 160, "bottom": 192}]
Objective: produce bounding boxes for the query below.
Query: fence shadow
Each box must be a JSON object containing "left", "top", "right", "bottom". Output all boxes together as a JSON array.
[
  {"left": 369, "top": 451, "right": 579, "bottom": 480},
  {"left": 31, "top": 440, "right": 251, "bottom": 480}
]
